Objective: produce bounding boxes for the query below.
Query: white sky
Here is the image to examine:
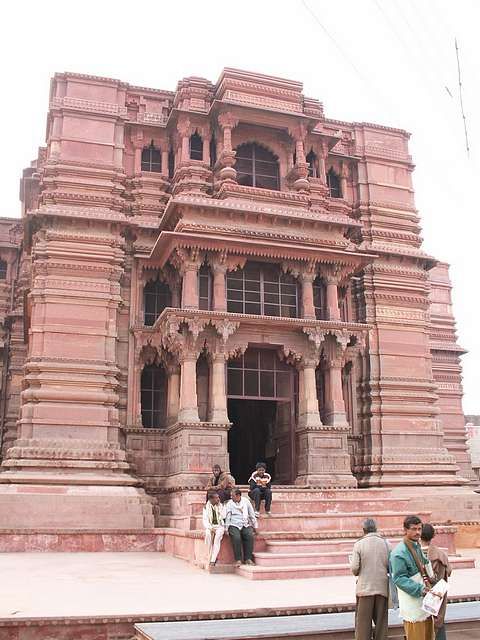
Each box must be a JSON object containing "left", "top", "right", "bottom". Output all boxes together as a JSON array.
[{"left": 1, "top": 0, "right": 479, "bottom": 412}]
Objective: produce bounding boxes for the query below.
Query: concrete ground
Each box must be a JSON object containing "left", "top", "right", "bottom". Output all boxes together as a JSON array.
[{"left": 1, "top": 549, "right": 479, "bottom": 620}]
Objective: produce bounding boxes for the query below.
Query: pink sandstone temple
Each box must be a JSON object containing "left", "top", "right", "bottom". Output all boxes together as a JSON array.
[{"left": 0, "top": 68, "right": 478, "bottom": 570}]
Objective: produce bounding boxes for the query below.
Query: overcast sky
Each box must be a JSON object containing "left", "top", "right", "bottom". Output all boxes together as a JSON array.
[{"left": 1, "top": 0, "right": 479, "bottom": 412}]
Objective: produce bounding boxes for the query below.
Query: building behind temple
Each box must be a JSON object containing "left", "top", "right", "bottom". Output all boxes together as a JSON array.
[{"left": 0, "top": 68, "right": 476, "bottom": 535}]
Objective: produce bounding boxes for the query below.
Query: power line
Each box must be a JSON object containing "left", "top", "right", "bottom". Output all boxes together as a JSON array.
[{"left": 455, "top": 37, "right": 470, "bottom": 157}]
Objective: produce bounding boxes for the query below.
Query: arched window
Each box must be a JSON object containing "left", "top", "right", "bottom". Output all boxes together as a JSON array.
[
  {"left": 327, "top": 167, "right": 342, "bottom": 198},
  {"left": 144, "top": 278, "right": 171, "bottom": 326},
  {"left": 168, "top": 147, "right": 175, "bottom": 179},
  {"left": 198, "top": 264, "right": 212, "bottom": 311},
  {"left": 141, "top": 142, "right": 161, "bottom": 173},
  {"left": 0, "top": 260, "right": 7, "bottom": 280},
  {"left": 236, "top": 143, "right": 280, "bottom": 190},
  {"left": 141, "top": 364, "right": 167, "bottom": 428},
  {"left": 190, "top": 131, "right": 203, "bottom": 160},
  {"left": 306, "top": 150, "right": 318, "bottom": 178},
  {"left": 226, "top": 262, "right": 298, "bottom": 317}
]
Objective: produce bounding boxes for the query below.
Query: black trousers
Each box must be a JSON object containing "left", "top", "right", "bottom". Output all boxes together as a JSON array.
[
  {"left": 249, "top": 485, "right": 272, "bottom": 511},
  {"left": 228, "top": 526, "right": 254, "bottom": 561}
]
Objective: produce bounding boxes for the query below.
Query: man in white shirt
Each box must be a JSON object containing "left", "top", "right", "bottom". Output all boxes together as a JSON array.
[
  {"left": 224, "top": 488, "right": 258, "bottom": 567},
  {"left": 202, "top": 491, "right": 225, "bottom": 567}
]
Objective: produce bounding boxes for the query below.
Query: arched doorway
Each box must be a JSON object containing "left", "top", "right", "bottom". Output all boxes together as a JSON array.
[{"left": 227, "top": 347, "right": 297, "bottom": 484}]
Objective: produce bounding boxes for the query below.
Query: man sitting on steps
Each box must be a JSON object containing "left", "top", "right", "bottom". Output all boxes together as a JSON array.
[
  {"left": 225, "top": 488, "right": 258, "bottom": 567},
  {"left": 248, "top": 462, "right": 272, "bottom": 516}
]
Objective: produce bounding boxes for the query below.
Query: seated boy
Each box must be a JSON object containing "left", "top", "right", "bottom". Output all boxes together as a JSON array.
[
  {"left": 202, "top": 490, "right": 225, "bottom": 566},
  {"left": 248, "top": 462, "right": 272, "bottom": 516}
]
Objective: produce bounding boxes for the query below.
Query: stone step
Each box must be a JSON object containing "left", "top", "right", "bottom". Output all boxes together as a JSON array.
[
  {"left": 236, "top": 562, "right": 352, "bottom": 580},
  {"left": 253, "top": 550, "right": 350, "bottom": 566},
  {"left": 185, "top": 497, "right": 410, "bottom": 516},
  {"left": 238, "top": 554, "right": 475, "bottom": 580}
]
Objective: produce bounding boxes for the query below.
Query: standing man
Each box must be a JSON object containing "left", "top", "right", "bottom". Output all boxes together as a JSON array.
[
  {"left": 391, "top": 515, "right": 437, "bottom": 640},
  {"left": 421, "top": 524, "right": 452, "bottom": 640},
  {"left": 225, "top": 488, "right": 258, "bottom": 567},
  {"left": 202, "top": 491, "right": 225, "bottom": 567},
  {"left": 350, "top": 518, "right": 390, "bottom": 640},
  {"left": 248, "top": 462, "right": 272, "bottom": 516}
]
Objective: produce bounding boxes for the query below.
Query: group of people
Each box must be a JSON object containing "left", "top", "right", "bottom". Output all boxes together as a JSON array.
[
  {"left": 351, "top": 515, "right": 452, "bottom": 640},
  {"left": 202, "top": 462, "right": 272, "bottom": 567}
]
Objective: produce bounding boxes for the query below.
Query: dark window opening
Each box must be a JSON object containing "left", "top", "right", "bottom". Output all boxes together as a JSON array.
[
  {"left": 0, "top": 260, "right": 7, "bottom": 280},
  {"left": 199, "top": 264, "right": 212, "bottom": 311},
  {"left": 141, "top": 364, "right": 167, "bottom": 428},
  {"left": 235, "top": 143, "right": 280, "bottom": 191},
  {"left": 327, "top": 167, "right": 342, "bottom": 198},
  {"left": 190, "top": 131, "right": 203, "bottom": 161},
  {"left": 227, "top": 348, "right": 293, "bottom": 400},
  {"left": 226, "top": 261, "right": 298, "bottom": 318},
  {"left": 168, "top": 147, "right": 175, "bottom": 179},
  {"left": 306, "top": 150, "right": 317, "bottom": 178},
  {"left": 313, "top": 277, "right": 326, "bottom": 320},
  {"left": 209, "top": 136, "right": 217, "bottom": 169},
  {"left": 141, "top": 141, "right": 161, "bottom": 173},
  {"left": 144, "top": 278, "right": 171, "bottom": 326}
]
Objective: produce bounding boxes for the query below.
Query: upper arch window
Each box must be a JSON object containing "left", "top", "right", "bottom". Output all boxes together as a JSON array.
[
  {"left": 144, "top": 277, "right": 171, "bottom": 326},
  {"left": 236, "top": 143, "right": 280, "bottom": 190},
  {"left": 306, "top": 150, "right": 318, "bottom": 178},
  {"left": 141, "top": 142, "right": 161, "bottom": 173},
  {"left": 327, "top": 167, "right": 342, "bottom": 198},
  {"left": 190, "top": 131, "right": 203, "bottom": 160},
  {"left": 226, "top": 261, "right": 298, "bottom": 318},
  {"left": 0, "top": 260, "right": 7, "bottom": 280}
]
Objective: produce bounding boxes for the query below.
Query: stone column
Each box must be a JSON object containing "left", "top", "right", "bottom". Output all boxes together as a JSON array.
[
  {"left": 340, "top": 163, "right": 348, "bottom": 199},
  {"left": 134, "top": 146, "right": 142, "bottom": 173},
  {"left": 209, "top": 353, "right": 228, "bottom": 423},
  {"left": 324, "top": 356, "right": 348, "bottom": 427},
  {"left": 178, "top": 354, "right": 199, "bottom": 423},
  {"left": 325, "top": 276, "right": 341, "bottom": 321},
  {"left": 212, "top": 263, "right": 227, "bottom": 312},
  {"left": 319, "top": 140, "right": 328, "bottom": 184},
  {"left": 300, "top": 273, "right": 316, "bottom": 320},
  {"left": 202, "top": 131, "right": 210, "bottom": 165},
  {"left": 181, "top": 263, "right": 200, "bottom": 309},
  {"left": 298, "top": 358, "right": 322, "bottom": 428},
  {"left": 161, "top": 149, "right": 169, "bottom": 176},
  {"left": 166, "top": 364, "right": 180, "bottom": 425}
]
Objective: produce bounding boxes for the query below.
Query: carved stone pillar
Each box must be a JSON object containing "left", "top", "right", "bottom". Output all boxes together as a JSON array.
[
  {"left": 181, "top": 265, "right": 199, "bottom": 309},
  {"left": 319, "top": 140, "right": 328, "bottom": 185},
  {"left": 325, "top": 276, "right": 341, "bottom": 321},
  {"left": 209, "top": 353, "right": 228, "bottom": 423},
  {"left": 161, "top": 149, "right": 169, "bottom": 176},
  {"left": 216, "top": 113, "right": 238, "bottom": 183},
  {"left": 178, "top": 353, "right": 200, "bottom": 423},
  {"left": 323, "top": 337, "right": 349, "bottom": 427},
  {"left": 298, "top": 358, "right": 322, "bottom": 428},
  {"left": 340, "top": 162, "right": 348, "bottom": 199},
  {"left": 300, "top": 273, "right": 316, "bottom": 320},
  {"left": 166, "top": 363, "right": 180, "bottom": 425}
]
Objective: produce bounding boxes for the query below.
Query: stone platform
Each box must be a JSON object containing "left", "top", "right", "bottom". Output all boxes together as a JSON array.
[{"left": 1, "top": 552, "right": 479, "bottom": 640}]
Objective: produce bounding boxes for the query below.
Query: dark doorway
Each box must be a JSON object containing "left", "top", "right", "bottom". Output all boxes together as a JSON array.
[{"left": 228, "top": 399, "right": 277, "bottom": 484}]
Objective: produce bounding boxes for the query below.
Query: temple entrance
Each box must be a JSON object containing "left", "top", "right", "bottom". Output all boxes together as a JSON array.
[{"left": 227, "top": 347, "right": 296, "bottom": 484}]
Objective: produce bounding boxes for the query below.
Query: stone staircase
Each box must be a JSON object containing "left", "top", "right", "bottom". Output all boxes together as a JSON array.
[{"left": 160, "top": 487, "right": 476, "bottom": 580}]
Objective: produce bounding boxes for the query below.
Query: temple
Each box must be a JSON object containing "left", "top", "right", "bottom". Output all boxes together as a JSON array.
[{"left": 0, "top": 68, "right": 477, "bottom": 547}]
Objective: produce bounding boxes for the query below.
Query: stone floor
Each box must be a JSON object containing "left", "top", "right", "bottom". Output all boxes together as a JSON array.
[{"left": 1, "top": 549, "right": 479, "bottom": 620}]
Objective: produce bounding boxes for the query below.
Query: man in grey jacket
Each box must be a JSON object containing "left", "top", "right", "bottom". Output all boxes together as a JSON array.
[{"left": 350, "top": 518, "right": 390, "bottom": 640}]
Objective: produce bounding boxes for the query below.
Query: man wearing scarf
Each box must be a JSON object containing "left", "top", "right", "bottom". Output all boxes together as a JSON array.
[
  {"left": 391, "top": 515, "right": 438, "bottom": 640},
  {"left": 202, "top": 491, "right": 225, "bottom": 567}
]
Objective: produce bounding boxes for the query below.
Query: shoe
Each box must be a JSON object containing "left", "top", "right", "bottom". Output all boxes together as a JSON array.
[
  {"left": 245, "top": 559, "right": 255, "bottom": 565},
  {"left": 209, "top": 561, "right": 216, "bottom": 566},
  {"left": 234, "top": 560, "right": 242, "bottom": 568},
  {"left": 254, "top": 511, "right": 260, "bottom": 516},
  {"left": 265, "top": 511, "right": 271, "bottom": 516}
]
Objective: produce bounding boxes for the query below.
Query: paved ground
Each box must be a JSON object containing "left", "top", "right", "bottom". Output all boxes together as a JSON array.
[{"left": 1, "top": 549, "right": 479, "bottom": 620}]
